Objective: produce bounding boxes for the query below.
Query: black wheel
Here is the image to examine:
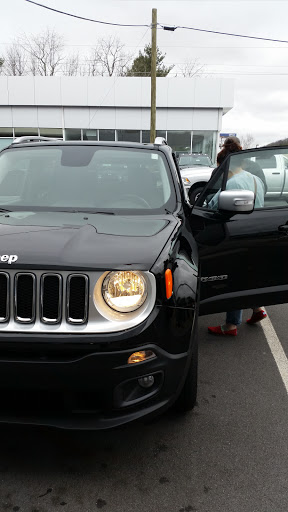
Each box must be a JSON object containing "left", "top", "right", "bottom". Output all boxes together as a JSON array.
[
  {"left": 174, "top": 342, "right": 198, "bottom": 412},
  {"left": 188, "top": 186, "right": 204, "bottom": 205}
]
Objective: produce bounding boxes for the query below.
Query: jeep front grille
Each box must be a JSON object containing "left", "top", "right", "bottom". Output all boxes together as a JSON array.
[
  {"left": 0, "top": 273, "right": 9, "bottom": 322},
  {"left": 67, "top": 274, "right": 89, "bottom": 324},
  {"left": 41, "top": 274, "right": 62, "bottom": 324},
  {"left": 0, "top": 271, "right": 89, "bottom": 326}
]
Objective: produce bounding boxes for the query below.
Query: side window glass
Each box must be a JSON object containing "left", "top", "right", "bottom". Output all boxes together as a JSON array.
[
  {"left": 196, "top": 146, "right": 288, "bottom": 211},
  {"left": 241, "top": 148, "right": 288, "bottom": 209},
  {"left": 195, "top": 166, "right": 226, "bottom": 210},
  {"left": 227, "top": 153, "right": 265, "bottom": 210}
]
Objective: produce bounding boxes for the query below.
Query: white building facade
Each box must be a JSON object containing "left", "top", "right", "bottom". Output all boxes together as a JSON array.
[{"left": 0, "top": 76, "right": 233, "bottom": 161}]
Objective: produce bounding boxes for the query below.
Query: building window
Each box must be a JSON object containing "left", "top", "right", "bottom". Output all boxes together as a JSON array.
[
  {"left": 117, "top": 130, "right": 140, "bottom": 143},
  {"left": 167, "top": 131, "right": 191, "bottom": 152},
  {"left": 99, "top": 130, "right": 115, "bottom": 141},
  {"left": 0, "top": 128, "right": 13, "bottom": 137},
  {"left": 40, "top": 128, "right": 63, "bottom": 138},
  {"left": 14, "top": 127, "right": 39, "bottom": 137},
  {"left": 142, "top": 130, "right": 150, "bottom": 143},
  {"left": 156, "top": 130, "right": 166, "bottom": 140},
  {"left": 142, "top": 130, "right": 166, "bottom": 143},
  {"left": 192, "top": 131, "right": 215, "bottom": 159},
  {"left": 83, "top": 129, "right": 98, "bottom": 141},
  {"left": 65, "top": 129, "right": 82, "bottom": 140}
]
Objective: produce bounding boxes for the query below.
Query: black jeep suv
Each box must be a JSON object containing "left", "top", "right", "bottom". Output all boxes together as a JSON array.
[{"left": 0, "top": 137, "right": 286, "bottom": 429}]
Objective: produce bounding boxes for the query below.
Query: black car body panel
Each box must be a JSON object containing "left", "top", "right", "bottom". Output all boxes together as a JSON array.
[
  {"left": 192, "top": 145, "right": 288, "bottom": 314},
  {"left": 0, "top": 211, "right": 179, "bottom": 271},
  {"left": 0, "top": 140, "right": 286, "bottom": 428},
  {"left": 0, "top": 140, "right": 199, "bottom": 428}
]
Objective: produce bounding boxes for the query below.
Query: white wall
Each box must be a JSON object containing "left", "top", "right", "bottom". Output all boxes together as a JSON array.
[
  {"left": 0, "top": 105, "right": 221, "bottom": 131},
  {"left": 0, "top": 76, "right": 233, "bottom": 109}
]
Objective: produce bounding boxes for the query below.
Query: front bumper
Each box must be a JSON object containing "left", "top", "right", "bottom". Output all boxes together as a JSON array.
[
  {"left": 0, "top": 304, "right": 196, "bottom": 429},
  {"left": 0, "top": 343, "right": 188, "bottom": 429}
]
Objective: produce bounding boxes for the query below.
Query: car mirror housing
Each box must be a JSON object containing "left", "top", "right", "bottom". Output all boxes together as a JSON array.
[{"left": 218, "top": 190, "right": 255, "bottom": 213}]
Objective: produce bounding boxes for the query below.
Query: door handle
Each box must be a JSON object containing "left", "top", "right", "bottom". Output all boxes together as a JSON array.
[
  {"left": 272, "top": 172, "right": 280, "bottom": 174},
  {"left": 278, "top": 224, "right": 288, "bottom": 232}
]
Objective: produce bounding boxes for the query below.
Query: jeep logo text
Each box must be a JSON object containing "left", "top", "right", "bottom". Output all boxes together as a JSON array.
[{"left": 0, "top": 255, "right": 18, "bottom": 264}]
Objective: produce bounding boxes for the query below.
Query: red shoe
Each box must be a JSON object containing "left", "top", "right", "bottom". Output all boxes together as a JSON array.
[
  {"left": 246, "top": 310, "right": 267, "bottom": 325},
  {"left": 208, "top": 325, "right": 237, "bottom": 336}
]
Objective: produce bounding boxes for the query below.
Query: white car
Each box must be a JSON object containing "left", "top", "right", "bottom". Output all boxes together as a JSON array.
[
  {"left": 178, "top": 153, "right": 213, "bottom": 170},
  {"left": 180, "top": 165, "right": 215, "bottom": 203}
]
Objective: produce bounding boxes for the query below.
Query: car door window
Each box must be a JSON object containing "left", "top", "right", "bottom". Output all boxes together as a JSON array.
[{"left": 196, "top": 147, "right": 288, "bottom": 211}]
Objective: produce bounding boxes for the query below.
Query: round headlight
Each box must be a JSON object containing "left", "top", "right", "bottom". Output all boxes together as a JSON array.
[{"left": 102, "top": 271, "right": 147, "bottom": 313}]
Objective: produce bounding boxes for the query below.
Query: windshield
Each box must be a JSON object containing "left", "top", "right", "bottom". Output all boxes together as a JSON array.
[
  {"left": 0, "top": 145, "right": 176, "bottom": 214},
  {"left": 179, "top": 155, "right": 212, "bottom": 167}
]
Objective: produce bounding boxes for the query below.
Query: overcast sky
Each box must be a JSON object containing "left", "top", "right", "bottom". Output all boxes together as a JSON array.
[{"left": 1, "top": 0, "right": 288, "bottom": 145}]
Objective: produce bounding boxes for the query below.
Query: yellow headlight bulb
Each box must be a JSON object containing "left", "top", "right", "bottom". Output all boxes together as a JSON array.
[{"left": 101, "top": 271, "right": 147, "bottom": 313}]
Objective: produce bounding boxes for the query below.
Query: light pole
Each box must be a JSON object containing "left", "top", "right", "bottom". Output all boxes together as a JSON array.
[{"left": 150, "top": 8, "right": 157, "bottom": 143}]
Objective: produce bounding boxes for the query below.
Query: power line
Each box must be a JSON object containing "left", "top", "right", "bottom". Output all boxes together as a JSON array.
[
  {"left": 161, "top": 24, "right": 288, "bottom": 44},
  {"left": 24, "top": 0, "right": 150, "bottom": 28},
  {"left": 25, "top": 0, "right": 288, "bottom": 44},
  {"left": 2, "top": 42, "right": 288, "bottom": 49},
  {"left": 168, "top": 63, "right": 288, "bottom": 67},
  {"left": 54, "top": 58, "right": 288, "bottom": 68}
]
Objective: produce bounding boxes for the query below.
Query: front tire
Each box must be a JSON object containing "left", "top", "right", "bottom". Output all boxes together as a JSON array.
[{"left": 188, "top": 186, "right": 204, "bottom": 205}]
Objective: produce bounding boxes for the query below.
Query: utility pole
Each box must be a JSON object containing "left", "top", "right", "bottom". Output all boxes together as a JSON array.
[{"left": 150, "top": 8, "right": 157, "bottom": 143}]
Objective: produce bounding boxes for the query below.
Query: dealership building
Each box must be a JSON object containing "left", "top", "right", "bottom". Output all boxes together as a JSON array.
[{"left": 0, "top": 76, "right": 233, "bottom": 161}]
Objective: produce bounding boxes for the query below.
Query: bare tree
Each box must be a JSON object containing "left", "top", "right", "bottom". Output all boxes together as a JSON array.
[
  {"left": 0, "top": 57, "right": 4, "bottom": 75},
  {"left": 3, "top": 43, "right": 28, "bottom": 76},
  {"left": 62, "top": 53, "right": 80, "bottom": 76},
  {"left": 84, "top": 47, "right": 99, "bottom": 77},
  {"left": 178, "top": 58, "right": 205, "bottom": 78},
  {"left": 240, "top": 133, "right": 256, "bottom": 149},
  {"left": 20, "top": 28, "right": 65, "bottom": 76},
  {"left": 85, "top": 36, "right": 132, "bottom": 76}
]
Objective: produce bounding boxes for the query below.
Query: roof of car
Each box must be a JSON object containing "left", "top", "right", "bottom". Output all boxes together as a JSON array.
[{"left": 7, "top": 138, "right": 170, "bottom": 151}]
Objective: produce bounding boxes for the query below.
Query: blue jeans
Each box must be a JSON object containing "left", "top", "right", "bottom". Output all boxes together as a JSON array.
[{"left": 226, "top": 310, "right": 242, "bottom": 326}]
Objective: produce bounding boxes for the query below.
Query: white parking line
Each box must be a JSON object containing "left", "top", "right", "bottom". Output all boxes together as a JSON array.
[{"left": 261, "top": 312, "right": 288, "bottom": 395}]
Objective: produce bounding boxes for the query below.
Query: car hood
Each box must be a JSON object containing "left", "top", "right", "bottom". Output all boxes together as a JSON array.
[
  {"left": 0, "top": 211, "right": 179, "bottom": 271},
  {"left": 180, "top": 166, "right": 214, "bottom": 177}
]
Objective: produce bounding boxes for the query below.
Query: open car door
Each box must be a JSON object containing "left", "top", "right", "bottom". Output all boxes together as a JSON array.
[{"left": 189, "top": 146, "right": 288, "bottom": 315}]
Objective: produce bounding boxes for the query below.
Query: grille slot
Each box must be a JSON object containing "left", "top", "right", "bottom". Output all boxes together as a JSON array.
[
  {"left": 67, "top": 274, "right": 89, "bottom": 324},
  {"left": 15, "top": 273, "right": 36, "bottom": 323},
  {"left": 41, "top": 274, "right": 62, "bottom": 324},
  {"left": 0, "top": 273, "right": 9, "bottom": 322}
]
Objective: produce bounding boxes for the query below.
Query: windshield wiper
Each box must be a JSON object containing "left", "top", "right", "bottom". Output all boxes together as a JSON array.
[
  {"left": 88, "top": 211, "right": 115, "bottom": 215},
  {"left": 57, "top": 209, "right": 115, "bottom": 215},
  {"left": 0, "top": 208, "right": 12, "bottom": 213}
]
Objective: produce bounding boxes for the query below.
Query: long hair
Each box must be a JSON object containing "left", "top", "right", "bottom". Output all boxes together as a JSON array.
[{"left": 217, "top": 136, "right": 242, "bottom": 166}]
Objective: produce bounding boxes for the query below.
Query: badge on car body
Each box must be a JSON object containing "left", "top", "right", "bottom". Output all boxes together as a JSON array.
[
  {"left": 201, "top": 275, "right": 228, "bottom": 282},
  {"left": 0, "top": 255, "right": 18, "bottom": 264}
]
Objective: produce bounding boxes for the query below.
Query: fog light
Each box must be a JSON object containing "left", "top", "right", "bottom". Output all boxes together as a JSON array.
[
  {"left": 138, "top": 375, "right": 155, "bottom": 388},
  {"left": 127, "top": 350, "right": 156, "bottom": 364}
]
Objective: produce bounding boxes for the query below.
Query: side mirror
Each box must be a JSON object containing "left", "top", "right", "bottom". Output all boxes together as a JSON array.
[{"left": 218, "top": 190, "right": 254, "bottom": 213}]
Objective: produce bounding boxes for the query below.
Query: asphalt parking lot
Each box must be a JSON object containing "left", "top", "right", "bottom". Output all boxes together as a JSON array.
[{"left": 0, "top": 306, "right": 287, "bottom": 512}]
